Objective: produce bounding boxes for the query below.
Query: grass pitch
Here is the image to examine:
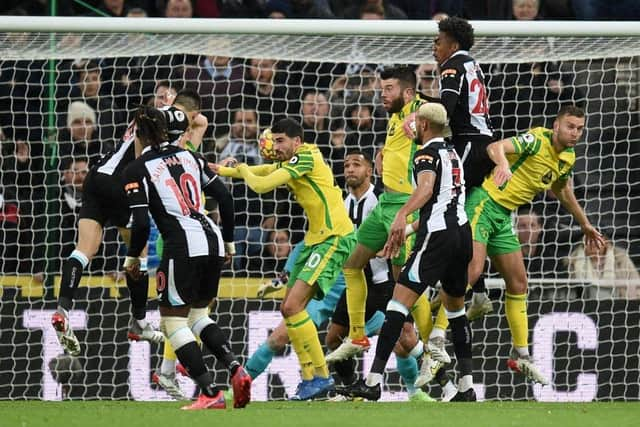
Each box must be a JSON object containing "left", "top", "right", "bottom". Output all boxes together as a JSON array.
[{"left": 1, "top": 401, "right": 636, "bottom": 427}]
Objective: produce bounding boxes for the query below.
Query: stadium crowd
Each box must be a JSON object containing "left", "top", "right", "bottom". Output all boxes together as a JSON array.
[{"left": 0, "top": 1, "right": 638, "bottom": 304}]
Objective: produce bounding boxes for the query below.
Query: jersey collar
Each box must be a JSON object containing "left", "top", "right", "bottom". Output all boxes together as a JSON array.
[
  {"left": 141, "top": 141, "right": 170, "bottom": 154},
  {"left": 420, "top": 137, "right": 445, "bottom": 149},
  {"left": 355, "top": 183, "right": 376, "bottom": 203},
  {"left": 441, "top": 50, "right": 469, "bottom": 67}
]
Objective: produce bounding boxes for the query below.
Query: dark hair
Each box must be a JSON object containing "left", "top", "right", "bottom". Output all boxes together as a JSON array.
[
  {"left": 271, "top": 118, "right": 303, "bottom": 140},
  {"left": 557, "top": 105, "right": 585, "bottom": 119},
  {"left": 438, "top": 17, "right": 475, "bottom": 51},
  {"left": 360, "top": 3, "right": 384, "bottom": 18},
  {"left": 135, "top": 105, "right": 168, "bottom": 148},
  {"left": 174, "top": 88, "right": 201, "bottom": 112},
  {"left": 76, "top": 60, "right": 100, "bottom": 76},
  {"left": 345, "top": 149, "right": 373, "bottom": 166},
  {"left": 379, "top": 66, "right": 417, "bottom": 90},
  {"left": 155, "top": 80, "right": 180, "bottom": 92}
]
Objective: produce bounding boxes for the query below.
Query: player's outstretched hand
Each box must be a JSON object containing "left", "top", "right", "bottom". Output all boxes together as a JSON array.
[
  {"left": 493, "top": 164, "right": 512, "bottom": 188},
  {"left": 221, "top": 157, "right": 238, "bottom": 167},
  {"left": 583, "top": 224, "right": 606, "bottom": 252},
  {"left": 384, "top": 215, "right": 407, "bottom": 258},
  {"left": 123, "top": 256, "right": 142, "bottom": 280},
  {"left": 402, "top": 112, "right": 417, "bottom": 140}
]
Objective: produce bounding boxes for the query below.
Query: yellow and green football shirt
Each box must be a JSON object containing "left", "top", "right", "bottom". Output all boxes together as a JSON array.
[
  {"left": 279, "top": 143, "right": 354, "bottom": 245},
  {"left": 382, "top": 95, "right": 425, "bottom": 194},
  {"left": 482, "top": 127, "right": 576, "bottom": 211}
]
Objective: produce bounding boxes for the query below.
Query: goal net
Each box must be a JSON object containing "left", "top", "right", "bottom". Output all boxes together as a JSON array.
[{"left": 0, "top": 17, "right": 638, "bottom": 402}]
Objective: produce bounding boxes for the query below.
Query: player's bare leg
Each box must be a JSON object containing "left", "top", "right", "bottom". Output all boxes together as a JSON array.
[
  {"left": 466, "top": 242, "right": 494, "bottom": 321},
  {"left": 493, "top": 252, "right": 549, "bottom": 385},
  {"left": 52, "top": 218, "right": 104, "bottom": 356}
]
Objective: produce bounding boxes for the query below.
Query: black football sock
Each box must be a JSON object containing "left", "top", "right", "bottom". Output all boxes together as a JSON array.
[{"left": 199, "top": 322, "right": 239, "bottom": 374}]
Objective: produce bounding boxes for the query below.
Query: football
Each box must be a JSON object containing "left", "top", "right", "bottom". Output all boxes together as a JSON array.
[{"left": 259, "top": 128, "right": 277, "bottom": 161}]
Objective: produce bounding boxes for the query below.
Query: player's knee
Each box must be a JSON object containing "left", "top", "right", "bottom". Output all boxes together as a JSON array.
[
  {"left": 160, "top": 316, "right": 194, "bottom": 351},
  {"left": 187, "top": 307, "right": 212, "bottom": 336},
  {"left": 280, "top": 300, "right": 302, "bottom": 318},
  {"left": 397, "top": 323, "right": 417, "bottom": 351},
  {"left": 506, "top": 278, "right": 528, "bottom": 295}
]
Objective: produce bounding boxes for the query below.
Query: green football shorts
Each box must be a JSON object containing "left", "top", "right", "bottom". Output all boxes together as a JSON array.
[
  {"left": 465, "top": 187, "right": 521, "bottom": 257},
  {"left": 356, "top": 192, "right": 417, "bottom": 266},
  {"left": 288, "top": 232, "right": 356, "bottom": 299}
]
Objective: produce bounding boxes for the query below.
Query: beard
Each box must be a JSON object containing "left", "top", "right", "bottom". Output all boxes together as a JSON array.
[{"left": 387, "top": 96, "right": 405, "bottom": 114}]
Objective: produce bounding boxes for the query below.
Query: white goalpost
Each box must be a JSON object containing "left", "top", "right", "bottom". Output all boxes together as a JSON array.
[{"left": 0, "top": 17, "right": 638, "bottom": 402}]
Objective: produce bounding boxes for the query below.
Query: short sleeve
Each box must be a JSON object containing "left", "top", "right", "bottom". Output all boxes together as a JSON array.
[
  {"left": 511, "top": 132, "right": 540, "bottom": 155},
  {"left": 280, "top": 151, "right": 314, "bottom": 179},
  {"left": 413, "top": 149, "right": 438, "bottom": 176},
  {"left": 124, "top": 160, "right": 148, "bottom": 208},
  {"left": 558, "top": 165, "right": 574, "bottom": 181},
  {"left": 439, "top": 68, "right": 462, "bottom": 95}
]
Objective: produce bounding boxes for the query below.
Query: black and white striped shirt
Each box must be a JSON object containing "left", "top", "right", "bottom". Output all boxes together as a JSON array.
[
  {"left": 125, "top": 143, "right": 234, "bottom": 258},
  {"left": 439, "top": 50, "right": 493, "bottom": 138},
  {"left": 345, "top": 183, "right": 393, "bottom": 285},
  {"left": 96, "top": 106, "right": 189, "bottom": 178},
  {"left": 412, "top": 137, "right": 467, "bottom": 235}
]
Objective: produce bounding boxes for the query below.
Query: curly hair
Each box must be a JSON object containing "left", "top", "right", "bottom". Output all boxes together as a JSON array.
[
  {"left": 438, "top": 17, "right": 475, "bottom": 51},
  {"left": 135, "top": 105, "right": 168, "bottom": 149}
]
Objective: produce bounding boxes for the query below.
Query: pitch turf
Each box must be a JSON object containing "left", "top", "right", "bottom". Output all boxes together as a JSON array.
[{"left": 1, "top": 401, "right": 636, "bottom": 427}]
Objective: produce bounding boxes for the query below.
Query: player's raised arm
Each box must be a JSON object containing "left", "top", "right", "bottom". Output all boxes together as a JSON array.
[
  {"left": 217, "top": 162, "right": 278, "bottom": 179},
  {"left": 235, "top": 163, "right": 292, "bottom": 194}
]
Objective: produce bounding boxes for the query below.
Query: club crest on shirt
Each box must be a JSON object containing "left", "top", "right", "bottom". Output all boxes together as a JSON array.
[
  {"left": 388, "top": 122, "right": 396, "bottom": 136},
  {"left": 542, "top": 170, "right": 554, "bottom": 184}
]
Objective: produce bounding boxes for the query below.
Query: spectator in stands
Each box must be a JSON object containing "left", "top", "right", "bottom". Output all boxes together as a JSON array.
[
  {"left": 359, "top": 3, "right": 385, "bottom": 19},
  {"left": 264, "top": 0, "right": 291, "bottom": 18},
  {"left": 216, "top": 109, "right": 261, "bottom": 164},
  {"left": 416, "top": 63, "right": 439, "bottom": 98},
  {"left": 301, "top": 90, "right": 331, "bottom": 149},
  {"left": 565, "top": 238, "right": 640, "bottom": 300},
  {"left": 249, "top": 229, "right": 291, "bottom": 274},
  {"left": 512, "top": 0, "right": 541, "bottom": 20},
  {"left": 69, "top": 60, "right": 126, "bottom": 147},
  {"left": 97, "top": 0, "right": 127, "bottom": 17},
  {"left": 343, "top": 0, "right": 407, "bottom": 19},
  {"left": 216, "top": 109, "right": 277, "bottom": 273},
  {"left": 182, "top": 55, "right": 244, "bottom": 137},
  {"left": 289, "top": 0, "right": 335, "bottom": 18},
  {"left": 165, "top": 0, "right": 193, "bottom": 17},
  {"left": 344, "top": 100, "right": 384, "bottom": 160},
  {"left": 0, "top": 129, "right": 46, "bottom": 277},
  {"left": 516, "top": 209, "right": 571, "bottom": 299},
  {"left": 242, "top": 58, "right": 291, "bottom": 130},
  {"left": 151, "top": 80, "right": 178, "bottom": 108},
  {"left": 0, "top": 128, "right": 20, "bottom": 273},
  {"left": 58, "top": 101, "right": 111, "bottom": 167}
]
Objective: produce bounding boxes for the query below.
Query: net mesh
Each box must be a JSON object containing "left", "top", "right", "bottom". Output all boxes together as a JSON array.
[{"left": 0, "top": 28, "right": 639, "bottom": 401}]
